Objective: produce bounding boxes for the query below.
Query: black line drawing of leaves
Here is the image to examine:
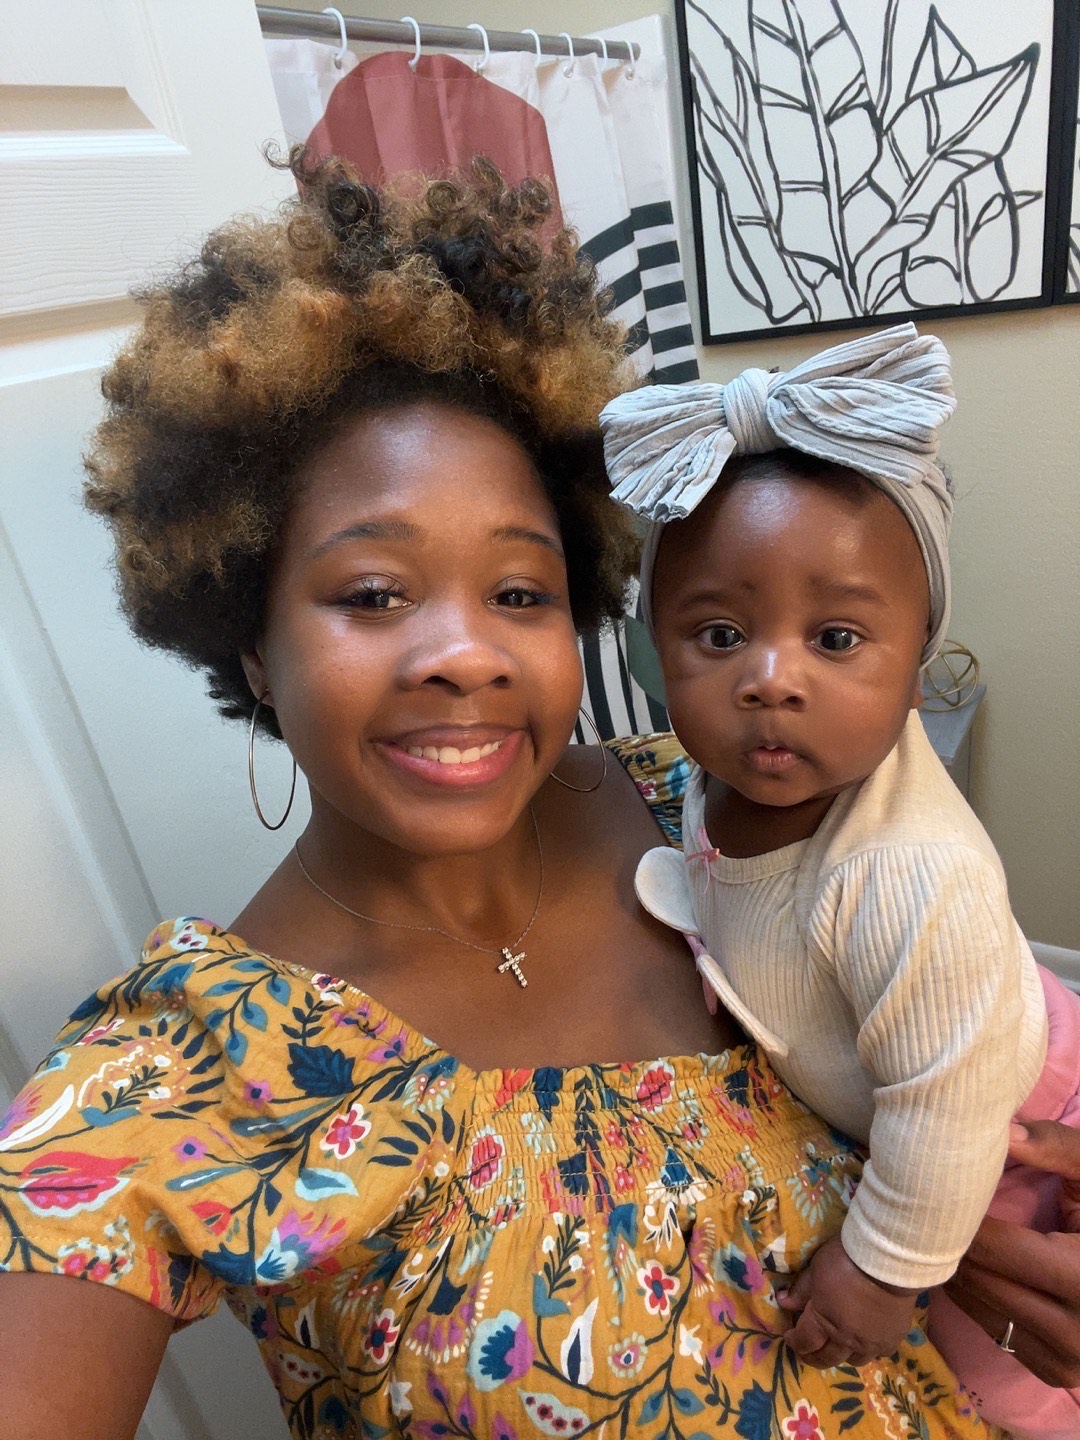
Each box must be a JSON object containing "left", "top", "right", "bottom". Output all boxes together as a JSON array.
[
  {"left": 686, "top": 0, "right": 821, "bottom": 322},
  {"left": 896, "top": 160, "right": 1038, "bottom": 311},
  {"left": 746, "top": 0, "right": 879, "bottom": 314},
  {"left": 683, "top": 0, "right": 1046, "bottom": 330},
  {"left": 875, "top": 0, "right": 902, "bottom": 121},
  {"left": 855, "top": 40, "right": 1040, "bottom": 312},
  {"left": 905, "top": 5, "right": 976, "bottom": 101},
  {"left": 961, "top": 161, "right": 1041, "bottom": 302},
  {"left": 899, "top": 192, "right": 965, "bottom": 309}
]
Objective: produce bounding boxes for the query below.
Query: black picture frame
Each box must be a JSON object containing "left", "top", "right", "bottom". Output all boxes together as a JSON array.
[
  {"left": 1049, "top": 0, "right": 1080, "bottom": 302},
  {"left": 675, "top": 0, "right": 1074, "bottom": 343}
]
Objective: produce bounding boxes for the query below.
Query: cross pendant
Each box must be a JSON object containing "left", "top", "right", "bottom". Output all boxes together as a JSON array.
[{"left": 498, "top": 947, "right": 527, "bottom": 987}]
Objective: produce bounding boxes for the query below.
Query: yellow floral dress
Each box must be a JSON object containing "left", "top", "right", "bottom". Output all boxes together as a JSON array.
[{"left": 0, "top": 736, "right": 994, "bottom": 1440}]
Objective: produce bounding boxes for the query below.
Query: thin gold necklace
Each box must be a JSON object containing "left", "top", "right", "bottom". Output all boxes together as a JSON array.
[{"left": 292, "top": 805, "right": 542, "bottom": 988}]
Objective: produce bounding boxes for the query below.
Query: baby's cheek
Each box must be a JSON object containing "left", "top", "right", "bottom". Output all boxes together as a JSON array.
[{"left": 665, "top": 689, "right": 732, "bottom": 776}]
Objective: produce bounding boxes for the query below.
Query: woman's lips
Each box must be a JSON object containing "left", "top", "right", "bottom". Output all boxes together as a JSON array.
[
  {"left": 742, "top": 744, "right": 801, "bottom": 774},
  {"left": 377, "top": 729, "right": 524, "bottom": 788}
]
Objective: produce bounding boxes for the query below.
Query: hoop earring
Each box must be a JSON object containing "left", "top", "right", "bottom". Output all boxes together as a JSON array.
[
  {"left": 550, "top": 709, "right": 608, "bottom": 793},
  {"left": 248, "top": 695, "right": 297, "bottom": 830}
]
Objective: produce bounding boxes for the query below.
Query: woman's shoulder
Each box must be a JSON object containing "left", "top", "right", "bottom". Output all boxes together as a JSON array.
[
  {"left": 605, "top": 731, "right": 691, "bottom": 847},
  {"left": 52, "top": 915, "right": 298, "bottom": 1067},
  {"left": 51, "top": 915, "right": 470, "bottom": 1112},
  {"left": 0, "top": 918, "right": 466, "bottom": 1311}
]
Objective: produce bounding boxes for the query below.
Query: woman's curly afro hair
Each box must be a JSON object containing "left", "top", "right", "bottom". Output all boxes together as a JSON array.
[{"left": 85, "top": 149, "right": 641, "bottom": 736}]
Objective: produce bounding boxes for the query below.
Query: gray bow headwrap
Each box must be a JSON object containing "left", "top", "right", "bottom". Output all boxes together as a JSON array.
[{"left": 601, "top": 324, "right": 956, "bottom": 664}]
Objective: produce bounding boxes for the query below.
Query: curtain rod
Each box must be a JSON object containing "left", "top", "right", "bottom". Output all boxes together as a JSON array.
[{"left": 256, "top": 7, "right": 640, "bottom": 63}]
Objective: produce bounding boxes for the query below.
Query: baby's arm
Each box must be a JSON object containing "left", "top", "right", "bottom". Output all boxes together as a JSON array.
[{"left": 790, "top": 844, "right": 1032, "bottom": 1365}]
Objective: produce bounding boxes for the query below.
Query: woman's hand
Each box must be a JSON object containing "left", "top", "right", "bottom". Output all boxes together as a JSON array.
[{"left": 944, "top": 1119, "right": 1080, "bottom": 1387}]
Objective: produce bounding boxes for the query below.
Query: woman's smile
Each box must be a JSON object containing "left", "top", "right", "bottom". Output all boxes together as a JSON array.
[{"left": 378, "top": 726, "right": 525, "bottom": 788}]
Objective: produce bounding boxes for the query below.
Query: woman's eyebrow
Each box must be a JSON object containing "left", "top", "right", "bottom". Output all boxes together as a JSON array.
[
  {"left": 309, "top": 519, "right": 422, "bottom": 559},
  {"left": 490, "top": 525, "right": 565, "bottom": 559},
  {"left": 309, "top": 520, "right": 564, "bottom": 562}
]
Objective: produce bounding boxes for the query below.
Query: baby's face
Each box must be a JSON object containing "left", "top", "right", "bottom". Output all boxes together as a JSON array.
[{"left": 652, "top": 471, "right": 929, "bottom": 811}]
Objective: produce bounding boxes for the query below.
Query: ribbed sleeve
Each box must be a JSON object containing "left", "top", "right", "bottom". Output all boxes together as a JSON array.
[{"left": 819, "top": 844, "right": 1026, "bottom": 1287}]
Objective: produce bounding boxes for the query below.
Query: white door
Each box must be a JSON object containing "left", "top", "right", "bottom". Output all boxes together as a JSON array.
[{"left": 0, "top": 3, "right": 307, "bottom": 1435}]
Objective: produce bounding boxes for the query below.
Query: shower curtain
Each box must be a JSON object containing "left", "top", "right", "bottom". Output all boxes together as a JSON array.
[{"left": 266, "top": 16, "right": 696, "bottom": 737}]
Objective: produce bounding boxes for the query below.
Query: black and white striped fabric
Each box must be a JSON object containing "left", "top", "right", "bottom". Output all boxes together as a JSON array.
[
  {"left": 582, "top": 202, "right": 698, "bottom": 386},
  {"left": 575, "top": 195, "right": 693, "bottom": 739},
  {"left": 570, "top": 23, "right": 698, "bottom": 738},
  {"left": 577, "top": 590, "right": 669, "bottom": 743}
]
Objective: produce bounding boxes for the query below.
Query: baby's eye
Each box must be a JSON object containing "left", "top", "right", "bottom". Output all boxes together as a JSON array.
[
  {"left": 818, "top": 628, "right": 859, "bottom": 652},
  {"left": 701, "top": 624, "right": 744, "bottom": 651}
]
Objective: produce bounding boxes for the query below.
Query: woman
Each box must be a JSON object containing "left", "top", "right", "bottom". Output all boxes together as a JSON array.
[{"left": 1, "top": 153, "right": 1076, "bottom": 1440}]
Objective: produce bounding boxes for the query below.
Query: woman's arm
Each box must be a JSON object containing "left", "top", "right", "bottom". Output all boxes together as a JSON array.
[
  {"left": 945, "top": 1120, "right": 1080, "bottom": 1387},
  {"left": 0, "top": 1272, "right": 172, "bottom": 1439}
]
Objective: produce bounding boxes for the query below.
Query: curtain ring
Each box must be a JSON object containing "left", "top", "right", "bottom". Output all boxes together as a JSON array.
[
  {"left": 559, "top": 31, "right": 575, "bottom": 77},
  {"left": 400, "top": 15, "right": 421, "bottom": 70},
  {"left": 320, "top": 7, "right": 348, "bottom": 69},
  {"left": 596, "top": 37, "right": 610, "bottom": 64},
  {"left": 466, "top": 22, "right": 490, "bottom": 73},
  {"left": 521, "top": 28, "right": 543, "bottom": 65},
  {"left": 623, "top": 40, "right": 637, "bottom": 80}
]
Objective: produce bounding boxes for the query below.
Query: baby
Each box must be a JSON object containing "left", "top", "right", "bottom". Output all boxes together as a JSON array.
[{"left": 601, "top": 325, "right": 1080, "bottom": 1439}]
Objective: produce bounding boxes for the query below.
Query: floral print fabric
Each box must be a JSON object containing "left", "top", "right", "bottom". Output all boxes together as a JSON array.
[{"left": 0, "top": 736, "right": 992, "bottom": 1439}]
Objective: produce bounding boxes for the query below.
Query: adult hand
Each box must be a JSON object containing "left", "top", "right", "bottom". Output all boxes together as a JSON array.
[{"left": 944, "top": 1120, "right": 1080, "bottom": 1387}]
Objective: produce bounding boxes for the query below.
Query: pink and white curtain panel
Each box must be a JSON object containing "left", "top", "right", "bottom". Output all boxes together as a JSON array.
[{"left": 266, "top": 17, "right": 697, "bottom": 737}]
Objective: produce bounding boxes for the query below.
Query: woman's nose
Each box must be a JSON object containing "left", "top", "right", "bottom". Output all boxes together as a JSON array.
[
  {"left": 734, "top": 645, "right": 807, "bottom": 709},
  {"left": 401, "top": 601, "right": 515, "bottom": 694}
]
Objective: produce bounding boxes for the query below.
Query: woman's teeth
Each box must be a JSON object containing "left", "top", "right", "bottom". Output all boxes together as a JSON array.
[{"left": 404, "top": 741, "right": 503, "bottom": 765}]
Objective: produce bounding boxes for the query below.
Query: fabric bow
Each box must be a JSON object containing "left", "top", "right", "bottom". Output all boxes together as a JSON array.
[{"left": 601, "top": 323, "right": 957, "bottom": 664}]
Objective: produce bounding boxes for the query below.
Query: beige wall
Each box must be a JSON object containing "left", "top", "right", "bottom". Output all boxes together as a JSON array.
[{"left": 274, "top": 1, "right": 1080, "bottom": 947}]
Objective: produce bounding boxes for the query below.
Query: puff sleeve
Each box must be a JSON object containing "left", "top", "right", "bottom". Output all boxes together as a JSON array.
[{"left": 0, "top": 917, "right": 460, "bottom": 1322}]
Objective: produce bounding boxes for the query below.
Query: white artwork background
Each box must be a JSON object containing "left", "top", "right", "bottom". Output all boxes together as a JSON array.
[{"left": 682, "top": 0, "right": 1056, "bottom": 337}]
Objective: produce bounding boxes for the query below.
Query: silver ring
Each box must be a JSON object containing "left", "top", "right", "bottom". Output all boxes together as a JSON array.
[{"left": 998, "top": 1319, "right": 1016, "bottom": 1353}]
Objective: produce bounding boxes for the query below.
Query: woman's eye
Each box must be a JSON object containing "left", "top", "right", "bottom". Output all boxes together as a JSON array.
[
  {"left": 818, "top": 628, "right": 859, "bottom": 652},
  {"left": 338, "top": 582, "right": 408, "bottom": 611},
  {"left": 495, "top": 587, "right": 553, "bottom": 609},
  {"left": 701, "top": 624, "right": 744, "bottom": 651}
]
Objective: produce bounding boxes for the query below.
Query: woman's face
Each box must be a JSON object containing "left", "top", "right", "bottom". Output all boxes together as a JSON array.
[{"left": 245, "top": 402, "right": 583, "bottom": 856}]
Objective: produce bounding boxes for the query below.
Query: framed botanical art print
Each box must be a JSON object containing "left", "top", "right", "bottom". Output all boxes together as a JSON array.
[{"left": 675, "top": 0, "right": 1067, "bottom": 342}]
